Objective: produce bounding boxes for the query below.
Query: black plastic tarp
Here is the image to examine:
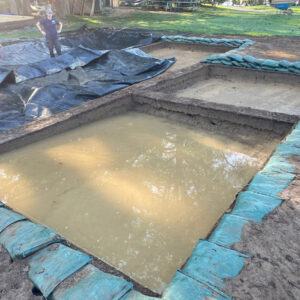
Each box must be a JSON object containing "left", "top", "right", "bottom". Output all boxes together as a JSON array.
[
  {"left": 0, "top": 29, "right": 174, "bottom": 131},
  {"left": 0, "top": 28, "right": 157, "bottom": 67},
  {"left": 14, "top": 47, "right": 108, "bottom": 83}
]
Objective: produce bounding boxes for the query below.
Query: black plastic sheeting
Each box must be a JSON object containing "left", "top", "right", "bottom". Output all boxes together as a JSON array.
[
  {"left": 0, "top": 29, "right": 174, "bottom": 131},
  {"left": 0, "top": 28, "right": 157, "bottom": 67}
]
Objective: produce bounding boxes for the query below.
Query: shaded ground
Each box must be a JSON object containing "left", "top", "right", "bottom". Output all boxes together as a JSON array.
[{"left": 224, "top": 168, "right": 300, "bottom": 300}]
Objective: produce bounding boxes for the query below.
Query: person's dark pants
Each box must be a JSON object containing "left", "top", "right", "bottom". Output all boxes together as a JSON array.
[{"left": 46, "top": 38, "right": 61, "bottom": 58}]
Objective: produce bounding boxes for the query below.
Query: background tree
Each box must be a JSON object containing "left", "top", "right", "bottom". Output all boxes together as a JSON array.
[{"left": 9, "top": 0, "right": 32, "bottom": 15}]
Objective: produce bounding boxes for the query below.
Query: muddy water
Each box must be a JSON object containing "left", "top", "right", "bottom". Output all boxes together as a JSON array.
[{"left": 0, "top": 113, "right": 279, "bottom": 293}]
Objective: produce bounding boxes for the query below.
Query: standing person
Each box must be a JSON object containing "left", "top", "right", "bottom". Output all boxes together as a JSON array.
[{"left": 36, "top": 8, "right": 63, "bottom": 58}]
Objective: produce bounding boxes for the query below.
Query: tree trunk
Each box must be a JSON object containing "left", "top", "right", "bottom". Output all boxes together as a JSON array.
[
  {"left": 9, "top": 0, "right": 19, "bottom": 15},
  {"left": 19, "top": 0, "right": 32, "bottom": 15},
  {"left": 9, "top": 0, "right": 32, "bottom": 15},
  {"left": 55, "top": 0, "right": 71, "bottom": 17},
  {"left": 80, "top": 0, "right": 86, "bottom": 15},
  {"left": 99, "top": 0, "right": 104, "bottom": 12},
  {"left": 90, "top": 0, "right": 96, "bottom": 15}
]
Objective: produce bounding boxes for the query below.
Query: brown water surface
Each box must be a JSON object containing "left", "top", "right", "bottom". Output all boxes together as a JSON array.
[{"left": 0, "top": 113, "right": 279, "bottom": 293}]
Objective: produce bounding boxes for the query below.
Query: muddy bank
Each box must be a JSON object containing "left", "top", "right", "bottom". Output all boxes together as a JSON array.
[
  {"left": 224, "top": 168, "right": 300, "bottom": 299},
  {"left": 0, "top": 245, "right": 43, "bottom": 300}
]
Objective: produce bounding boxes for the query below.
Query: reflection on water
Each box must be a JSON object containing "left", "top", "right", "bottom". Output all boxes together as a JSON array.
[{"left": 0, "top": 113, "right": 279, "bottom": 293}]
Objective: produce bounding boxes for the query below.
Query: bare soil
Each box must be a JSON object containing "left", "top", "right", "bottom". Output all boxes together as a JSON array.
[
  {"left": 175, "top": 77, "right": 300, "bottom": 116},
  {"left": 224, "top": 167, "right": 300, "bottom": 299},
  {"left": 221, "top": 35, "right": 300, "bottom": 62},
  {"left": 0, "top": 245, "right": 43, "bottom": 300}
]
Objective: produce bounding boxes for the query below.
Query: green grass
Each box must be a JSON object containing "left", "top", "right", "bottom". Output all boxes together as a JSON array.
[
  {"left": 251, "top": 5, "right": 300, "bottom": 13},
  {"left": 0, "top": 6, "right": 299, "bottom": 40},
  {"left": 63, "top": 7, "right": 300, "bottom": 36}
]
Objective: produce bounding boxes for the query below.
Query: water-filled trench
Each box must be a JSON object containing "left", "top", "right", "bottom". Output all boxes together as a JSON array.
[{"left": 0, "top": 112, "right": 280, "bottom": 293}]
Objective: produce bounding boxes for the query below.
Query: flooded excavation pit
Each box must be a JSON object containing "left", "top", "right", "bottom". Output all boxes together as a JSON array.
[
  {"left": 0, "top": 112, "right": 281, "bottom": 293},
  {"left": 141, "top": 42, "right": 233, "bottom": 71}
]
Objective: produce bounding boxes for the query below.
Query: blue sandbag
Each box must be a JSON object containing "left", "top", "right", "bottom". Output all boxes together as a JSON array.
[
  {"left": 275, "top": 67, "right": 289, "bottom": 73},
  {"left": 0, "top": 208, "right": 26, "bottom": 233},
  {"left": 231, "top": 191, "right": 282, "bottom": 222},
  {"left": 262, "top": 59, "right": 279, "bottom": 68},
  {"left": 243, "top": 55, "right": 256, "bottom": 63},
  {"left": 162, "top": 270, "right": 229, "bottom": 300},
  {"left": 295, "top": 122, "right": 300, "bottom": 130},
  {"left": 231, "top": 61, "right": 243, "bottom": 67},
  {"left": 121, "top": 291, "right": 157, "bottom": 300},
  {"left": 216, "top": 54, "right": 230, "bottom": 61},
  {"left": 221, "top": 60, "right": 233, "bottom": 66},
  {"left": 285, "top": 130, "right": 300, "bottom": 148},
  {"left": 0, "top": 221, "right": 64, "bottom": 259},
  {"left": 29, "top": 244, "right": 92, "bottom": 298},
  {"left": 288, "top": 67, "right": 300, "bottom": 74},
  {"left": 248, "top": 171, "right": 294, "bottom": 198},
  {"left": 254, "top": 58, "right": 265, "bottom": 66},
  {"left": 227, "top": 54, "right": 244, "bottom": 63},
  {"left": 50, "top": 264, "right": 132, "bottom": 300},
  {"left": 208, "top": 214, "right": 249, "bottom": 248},
  {"left": 274, "top": 143, "right": 300, "bottom": 157},
  {"left": 252, "top": 64, "right": 262, "bottom": 70},
  {"left": 279, "top": 60, "right": 291, "bottom": 68},
  {"left": 293, "top": 62, "right": 300, "bottom": 69},
  {"left": 182, "top": 240, "right": 248, "bottom": 291},
  {"left": 205, "top": 54, "right": 222, "bottom": 61},
  {"left": 262, "top": 155, "right": 294, "bottom": 174}
]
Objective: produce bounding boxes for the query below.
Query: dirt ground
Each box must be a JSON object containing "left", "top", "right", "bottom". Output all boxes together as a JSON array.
[
  {"left": 0, "top": 245, "right": 43, "bottom": 300},
  {"left": 175, "top": 77, "right": 300, "bottom": 117},
  {"left": 145, "top": 47, "right": 208, "bottom": 71},
  {"left": 224, "top": 35, "right": 300, "bottom": 62},
  {"left": 224, "top": 169, "right": 300, "bottom": 300}
]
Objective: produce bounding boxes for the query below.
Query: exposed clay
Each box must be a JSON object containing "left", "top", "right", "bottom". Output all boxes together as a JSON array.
[{"left": 224, "top": 166, "right": 300, "bottom": 299}]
